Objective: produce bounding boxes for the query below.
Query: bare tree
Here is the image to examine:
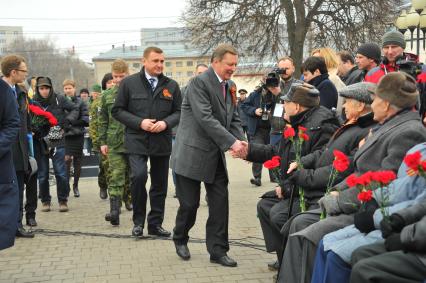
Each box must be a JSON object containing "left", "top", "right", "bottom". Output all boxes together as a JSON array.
[
  {"left": 182, "top": 0, "right": 402, "bottom": 74},
  {"left": 3, "top": 37, "right": 94, "bottom": 93}
]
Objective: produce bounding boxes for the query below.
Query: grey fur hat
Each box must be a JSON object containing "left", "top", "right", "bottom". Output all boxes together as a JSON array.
[
  {"left": 371, "top": 72, "right": 418, "bottom": 109},
  {"left": 339, "top": 82, "right": 375, "bottom": 104}
]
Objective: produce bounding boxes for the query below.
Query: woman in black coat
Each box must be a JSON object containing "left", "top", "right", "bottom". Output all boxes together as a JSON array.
[{"left": 63, "top": 80, "right": 89, "bottom": 197}]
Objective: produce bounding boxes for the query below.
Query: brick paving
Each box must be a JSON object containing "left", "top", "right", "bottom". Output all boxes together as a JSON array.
[{"left": 0, "top": 154, "right": 278, "bottom": 283}]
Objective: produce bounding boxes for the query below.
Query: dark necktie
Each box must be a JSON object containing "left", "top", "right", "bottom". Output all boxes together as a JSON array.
[
  {"left": 221, "top": 81, "right": 227, "bottom": 100},
  {"left": 149, "top": 78, "right": 156, "bottom": 91}
]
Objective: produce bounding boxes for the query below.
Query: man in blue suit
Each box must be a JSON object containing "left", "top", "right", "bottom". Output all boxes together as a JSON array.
[{"left": 0, "top": 76, "right": 21, "bottom": 250}]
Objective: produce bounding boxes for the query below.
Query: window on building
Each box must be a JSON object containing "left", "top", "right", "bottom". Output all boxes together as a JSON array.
[
  {"left": 133, "top": 63, "right": 140, "bottom": 68},
  {"left": 187, "top": 71, "right": 193, "bottom": 77},
  {"left": 165, "top": 62, "right": 172, "bottom": 67},
  {"left": 186, "top": 61, "right": 193, "bottom": 67},
  {"left": 165, "top": 72, "right": 173, "bottom": 77},
  {"left": 176, "top": 61, "right": 183, "bottom": 67},
  {"left": 176, "top": 72, "right": 182, "bottom": 77},
  {"left": 197, "top": 61, "right": 205, "bottom": 65}
]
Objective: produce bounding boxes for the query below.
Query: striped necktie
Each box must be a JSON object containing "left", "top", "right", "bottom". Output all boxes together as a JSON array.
[{"left": 149, "top": 78, "right": 156, "bottom": 91}]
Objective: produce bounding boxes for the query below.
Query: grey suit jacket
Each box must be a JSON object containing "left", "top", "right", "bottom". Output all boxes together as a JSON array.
[{"left": 170, "top": 67, "right": 245, "bottom": 183}]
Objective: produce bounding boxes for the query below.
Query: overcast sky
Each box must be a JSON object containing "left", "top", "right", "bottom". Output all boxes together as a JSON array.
[{"left": 1, "top": 0, "right": 187, "bottom": 62}]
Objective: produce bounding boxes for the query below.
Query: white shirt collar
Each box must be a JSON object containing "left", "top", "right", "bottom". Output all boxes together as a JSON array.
[
  {"left": 145, "top": 71, "right": 157, "bottom": 82},
  {"left": 213, "top": 70, "right": 226, "bottom": 84}
]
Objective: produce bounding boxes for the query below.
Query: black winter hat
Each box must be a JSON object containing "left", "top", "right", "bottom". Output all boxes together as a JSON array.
[{"left": 356, "top": 43, "right": 382, "bottom": 63}]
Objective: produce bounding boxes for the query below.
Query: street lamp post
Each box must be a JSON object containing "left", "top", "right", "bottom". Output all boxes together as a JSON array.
[{"left": 396, "top": 0, "right": 426, "bottom": 57}]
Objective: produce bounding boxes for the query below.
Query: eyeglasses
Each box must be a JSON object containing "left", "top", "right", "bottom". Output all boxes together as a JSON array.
[{"left": 14, "top": 69, "right": 28, "bottom": 73}]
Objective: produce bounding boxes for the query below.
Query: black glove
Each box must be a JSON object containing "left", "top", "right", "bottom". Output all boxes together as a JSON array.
[
  {"left": 384, "top": 233, "right": 404, "bottom": 251},
  {"left": 63, "top": 119, "right": 71, "bottom": 129},
  {"left": 354, "top": 209, "right": 375, "bottom": 233},
  {"left": 71, "top": 119, "right": 86, "bottom": 126},
  {"left": 354, "top": 200, "right": 378, "bottom": 234},
  {"left": 380, "top": 214, "right": 406, "bottom": 238},
  {"left": 280, "top": 179, "right": 297, "bottom": 199}
]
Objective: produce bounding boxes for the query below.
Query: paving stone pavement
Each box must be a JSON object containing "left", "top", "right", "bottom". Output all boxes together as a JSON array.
[{"left": 0, "top": 154, "right": 279, "bottom": 283}]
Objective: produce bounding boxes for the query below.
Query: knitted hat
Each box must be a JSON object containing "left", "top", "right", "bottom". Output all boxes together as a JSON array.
[
  {"left": 281, "top": 83, "right": 320, "bottom": 108},
  {"left": 339, "top": 82, "right": 375, "bottom": 104},
  {"left": 79, "top": 88, "right": 89, "bottom": 95},
  {"left": 382, "top": 30, "right": 406, "bottom": 49},
  {"left": 356, "top": 43, "right": 382, "bottom": 63},
  {"left": 370, "top": 72, "right": 418, "bottom": 109},
  {"left": 92, "top": 84, "right": 102, "bottom": 93}
]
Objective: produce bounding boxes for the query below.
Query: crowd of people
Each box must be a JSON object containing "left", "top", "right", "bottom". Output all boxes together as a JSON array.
[{"left": 1, "top": 29, "right": 426, "bottom": 282}]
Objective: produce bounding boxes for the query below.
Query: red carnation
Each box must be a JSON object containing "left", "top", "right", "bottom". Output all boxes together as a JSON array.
[
  {"left": 371, "top": 170, "right": 396, "bottom": 186},
  {"left": 404, "top": 151, "right": 422, "bottom": 171},
  {"left": 299, "top": 133, "right": 310, "bottom": 141},
  {"left": 263, "top": 158, "right": 280, "bottom": 169},
  {"left": 332, "top": 150, "right": 349, "bottom": 172},
  {"left": 272, "top": 156, "right": 281, "bottom": 162},
  {"left": 346, "top": 173, "right": 359, "bottom": 187},
  {"left": 284, "top": 127, "right": 295, "bottom": 139},
  {"left": 298, "top": 126, "right": 307, "bottom": 132},
  {"left": 422, "top": 161, "right": 426, "bottom": 171},
  {"left": 357, "top": 190, "right": 373, "bottom": 202},
  {"left": 358, "top": 171, "right": 373, "bottom": 186}
]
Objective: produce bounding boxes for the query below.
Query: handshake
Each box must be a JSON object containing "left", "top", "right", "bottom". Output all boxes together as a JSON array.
[{"left": 229, "top": 140, "right": 249, "bottom": 159}]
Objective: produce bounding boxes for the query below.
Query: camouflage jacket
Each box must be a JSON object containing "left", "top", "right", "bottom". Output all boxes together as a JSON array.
[
  {"left": 89, "top": 94, "right": 102, "bottom": 150},
  {"left": 98, "top": 86, "right": 125, "bottom": 153}
]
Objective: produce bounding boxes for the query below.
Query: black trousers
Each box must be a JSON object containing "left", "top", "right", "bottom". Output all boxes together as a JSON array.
[
  {"left": 16, "top": 170, "right": 38, "bottom": 225},
  {"left": 173, "top": 159, "right": 229, "bottom": 258},
  {"left": 257, "top": 196, "right": 300, "bottom": 258},
  {"left": 250, "top": 127, "right": 273, "bottom": 181},
  {"left": 128, "top": 154, "right": 169, "bottom": 228},
  {"left": 350, "top": 242, "right": 426, "bottom": 283}
]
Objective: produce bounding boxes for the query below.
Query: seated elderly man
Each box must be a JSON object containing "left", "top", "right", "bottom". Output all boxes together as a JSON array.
[
  {"left": 277, "top": 72, "right": 426, "bottom": 283},
  {"left": 235, "top": 83, "right": 340, "bottom": 270},
  {"left": 261, "top": 82, "right": 376, "bottom": 271}
]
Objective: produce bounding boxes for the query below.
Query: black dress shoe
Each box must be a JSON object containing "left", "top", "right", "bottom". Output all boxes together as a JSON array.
[
  {"left": 148, "top": 226, "right": 171, "bottom": 237},
  {"left": 174, "top": 243, "right": 190, "bottom": 260},
  {"left": 99, "top": 188, "right": 108, "bottom": 200},
  {"left": 268, "top": 260, "right": 279, "bottom": 271},
  {"left": 132, "top": 225, "right": 143, "bottom": 237},
  {"left": 210, "top": 255, "right": 237, "bottom": 267},
  {"left": 26, "top": 218, "right": 37, "bottom": 227},
  {"left": 16, "top": 227, "right": 35, "bottom": 238},
  {"left": 250, "top": 178, "right": 262, "bottom": 186}
]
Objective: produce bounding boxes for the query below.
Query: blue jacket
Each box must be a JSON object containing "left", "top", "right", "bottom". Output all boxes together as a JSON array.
[
  {"left": 0, "top": 79, "right": 20, "bottom": 250},
  {"left": 322, "top": 142, "right": 426, "bottom": 263},
  {"left": 240, "top": 89, "right": 272, "bottom": 136}
]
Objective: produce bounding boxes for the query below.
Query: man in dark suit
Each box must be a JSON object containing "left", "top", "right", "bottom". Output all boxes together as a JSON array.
[
  {"left": 0, "top": 76, "right": 21, "bottom": 250},
  {"left": 170, "top": 44, "right": 246, "bottom": 267},
  {"left": 1, "top": 54, "right": 35, "bottom": 237},
  {"left": 112, "top": 47, "right": 182, "bottom": 238}
]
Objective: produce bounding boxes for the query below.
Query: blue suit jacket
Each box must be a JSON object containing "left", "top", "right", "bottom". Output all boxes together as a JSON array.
[{"left": 0, "top": 79, "right": 20, "bottom": 250}]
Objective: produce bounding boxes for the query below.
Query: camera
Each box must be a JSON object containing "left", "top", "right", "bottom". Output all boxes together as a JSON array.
[
  {"left": 264, "top": 68, "right": 288, "bottom": 88},
  {"left": 385, "top": 53, "right": 423, "bottom": 79}
]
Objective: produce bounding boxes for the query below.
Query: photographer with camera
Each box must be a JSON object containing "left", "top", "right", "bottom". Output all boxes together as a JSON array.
[
  {"left": 267, "top": 57, "right": 303, "bottom": 146},
  {"left": 240, "top": 83, "right": 274, "bottom": 187}
]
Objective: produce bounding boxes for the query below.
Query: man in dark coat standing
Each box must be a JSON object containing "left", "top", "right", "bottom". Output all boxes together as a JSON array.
[
  {"left": 170, "top": 44, "right": 246, "bottom": 267},
  {"left": 0, "top": 75, "right": 21, "bottom": 250},
  {"left": 112, "top": 46, "right": 182, "bottom": 238},
  {"left": 1, "top": 54, "right": 35, "bottom": 237}
]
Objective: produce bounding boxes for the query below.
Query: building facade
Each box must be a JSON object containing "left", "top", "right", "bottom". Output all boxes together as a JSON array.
[{"left": 0, "top": 26, "right": 23, "bottom": 55}]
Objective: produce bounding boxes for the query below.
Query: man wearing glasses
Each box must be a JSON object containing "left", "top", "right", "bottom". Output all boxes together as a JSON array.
[{"left": 1, "top": 54, "right": 36, "bottom": 238}]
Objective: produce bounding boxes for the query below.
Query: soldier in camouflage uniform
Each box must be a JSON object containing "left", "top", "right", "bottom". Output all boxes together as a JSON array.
[
  {"left": 89, "top": 74, "right": 113, "bottom": 200},
  {"left": 98, "top": 60, "right": 131, "bottom": 226}
]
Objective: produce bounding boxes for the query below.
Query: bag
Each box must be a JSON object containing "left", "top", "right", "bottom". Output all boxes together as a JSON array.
[
  {"left": 43, "top": 125, "right": 64, "bottom": 148},
  {"left": 47, "top": 125, "right": 64, "bottom": 140}
]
